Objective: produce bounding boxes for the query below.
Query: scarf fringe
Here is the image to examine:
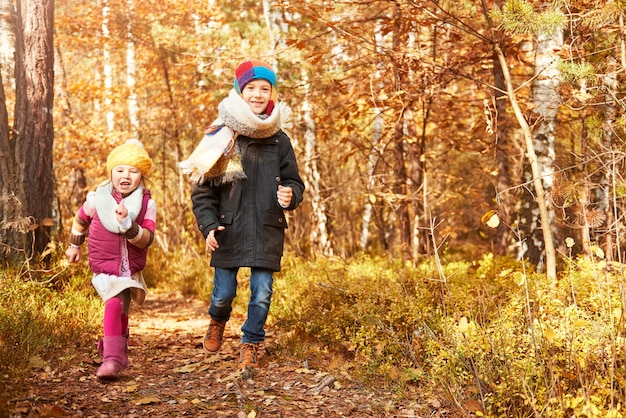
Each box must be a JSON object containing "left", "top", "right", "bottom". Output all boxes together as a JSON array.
[
  {"left": 178, "top": 90, "right": 287, "bottom": 185},
  {"left": 178, "top": 121, "right": 235, "bottom": 183}
]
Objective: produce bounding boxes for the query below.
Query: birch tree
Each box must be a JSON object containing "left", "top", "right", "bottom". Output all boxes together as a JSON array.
[
  {"left": 102, "top": 0, "right": 114, "bottom": 132},
  {"left": 517, "top": 24, "right": 563, "bottom": 269},
  {"left": 360, "top": 24, "right": 385, "bottom": 252},
  {"left": 126, "top": 0, "right": 138, "bottom": 138},
  {"left": 302, "top": 69, "right": 333, "bottom": 256},
  {"left": 487, "top": 0, "right": 568, "bottom": 278}
]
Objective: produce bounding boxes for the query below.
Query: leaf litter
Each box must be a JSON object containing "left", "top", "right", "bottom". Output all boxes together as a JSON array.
[{"left": 5, "top": 291, "right": 453, "bottom": 417}]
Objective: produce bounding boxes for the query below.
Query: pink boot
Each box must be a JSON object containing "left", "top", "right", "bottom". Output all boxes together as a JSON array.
[{"left": 96, "top": 336, "right": 129, "bottom": 380}]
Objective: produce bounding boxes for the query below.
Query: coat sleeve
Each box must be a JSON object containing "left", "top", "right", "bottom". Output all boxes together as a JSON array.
[
  {"left": 191, "top": 182, "right": 222, "bottom": 239},
  {"left": 279, "top": 133, "right": 305, "bottom": 211}
]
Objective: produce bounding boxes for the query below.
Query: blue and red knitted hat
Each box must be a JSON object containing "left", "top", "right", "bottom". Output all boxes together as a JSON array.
[{"left": 233, "top": 59, "right": 277, "bottom": 115}]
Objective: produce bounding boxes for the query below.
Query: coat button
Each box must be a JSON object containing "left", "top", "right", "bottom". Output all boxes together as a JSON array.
[
  {"left": 220, "top": 214, "right": 225, "bottom": 219},
  {"left": 278, "top": 218, "right": 284, "bottom": 223},
  {"left": 275, "top": 176, "right": 281, "bottom": 182}
]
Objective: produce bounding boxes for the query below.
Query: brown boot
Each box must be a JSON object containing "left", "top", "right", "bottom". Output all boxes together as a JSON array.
[
  {"left": 203, "top": 319, "right": 226, "bottom": 353},
  {"left": 237, "top": 343, "right": 260, "bottom": 369}
]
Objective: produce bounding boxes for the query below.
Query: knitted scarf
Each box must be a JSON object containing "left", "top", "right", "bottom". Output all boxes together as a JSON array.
[
  {"left": 178, "top": 89, "right": 285, "bottom": 185},
  {"left": 95, "top": 183, "right": 145, "bottom": 233}
]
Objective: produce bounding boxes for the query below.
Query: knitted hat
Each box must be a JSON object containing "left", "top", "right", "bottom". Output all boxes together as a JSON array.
[
  {"left": 233, "top": 59, "right": 278, "bottom": 115},
  {"left": 106, "top": 139, "right": 152, "bottom": 177},
  {"left": 234, "top": 59, "right": 276, "bottom": 91}
]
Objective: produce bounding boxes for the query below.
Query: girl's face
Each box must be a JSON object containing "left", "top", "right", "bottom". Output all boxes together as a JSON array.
[
  {"left": 242, "top": 79, "right": 272, "bottom": 115},
  {"left": 111, "top": 165, "right": 142, "bottom": 196}
]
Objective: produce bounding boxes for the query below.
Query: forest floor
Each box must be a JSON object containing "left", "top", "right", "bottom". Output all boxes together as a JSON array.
[{"left": 3, "top": 290, "right": 462, "bottom": 417}]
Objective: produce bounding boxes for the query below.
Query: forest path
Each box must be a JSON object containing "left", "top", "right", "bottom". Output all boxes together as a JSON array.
[{"left": 7, "top": 290, "right": 448, "bottom": 417}]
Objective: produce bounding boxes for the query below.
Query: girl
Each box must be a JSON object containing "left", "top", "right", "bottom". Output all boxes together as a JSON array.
[
  {"left": 66, "top": 139, "right": 156, "bottom": 380},
  {"left": 179, "top": 59, "right": 305, "bottom": 370}
]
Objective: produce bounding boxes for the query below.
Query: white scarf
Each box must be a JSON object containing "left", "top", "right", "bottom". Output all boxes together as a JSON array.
[
  {"left": 94, "top": 183, "right": 144, "bottom": 233},
  {"left": 178, "top": 89, "right": 288, "bottom": 184}
]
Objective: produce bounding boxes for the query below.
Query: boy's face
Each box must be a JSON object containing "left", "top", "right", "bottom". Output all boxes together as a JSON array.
[
  {"left": 242, "top": 79, "right": 272, "bottom": 115},
  {"left": 111, "top": 164, "right": 142, "bottom": 196}
]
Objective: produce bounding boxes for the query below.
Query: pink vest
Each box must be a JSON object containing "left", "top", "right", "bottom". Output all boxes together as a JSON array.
[{"left": 87, "top": 189, "right": 151, "bottom": 276}]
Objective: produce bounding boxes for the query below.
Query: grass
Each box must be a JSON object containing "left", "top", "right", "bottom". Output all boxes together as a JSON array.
[
  {"left": 3, "top": 245, "right": 626, "bottom": 416},
  {"left": 0, "top": 258, "right": 101, "bottom": 404}
]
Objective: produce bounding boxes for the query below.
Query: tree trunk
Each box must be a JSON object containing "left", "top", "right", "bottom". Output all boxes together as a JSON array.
[
  {"left": 126, "top": 0, "right": 139, "bottom": 138},
  {"left": 387, "top": 6, "right": 411, "bottom": 259},
  {"left": 492, "top": 49, "right": 512, "bottom": 253},
  {"left": 580, "top": 119, "right": 591, "bottom": 258},
  {"left": 600, "top": 82, "right": 616, "bottom": 261},
  {"left": 0, "top": 0, "right": 14, "bottom": 71},
  {"left": 301, "top": 69, "right": 333, "bottom": 256},
  {"left": 517, "top": 29, "right": 562, "bottom": 270},
  {"left": 102, "top": 0, "right": 114, "bottom": 132},
  {"left": 389, "top": 119, "right": 411, "bottom": 259},
  {"left": 361, "top": 108, "right": 382, "bottom": 252},
  {"left": 494, "top": 42, "right": 557, "bottom": 280},
  {"left": 1, "top": 0, "right": 56, "bottom": 262}
]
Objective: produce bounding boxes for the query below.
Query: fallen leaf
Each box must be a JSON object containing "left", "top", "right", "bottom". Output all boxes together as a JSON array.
[
  {"left": 29, "top": 355, "right": 46, "bottom": 369},
  {"left": 204, "top": 354, "right": 221, "bottom": 364},
  {"left": 135, "top": 395, "right": 160, "bottom": 405},
  {"left": 463, "top": 399, "right": 482, "bottom": 413},
  {"left": 174, "top": 363, "right": 200, "bottom": 373},
  {"left": 124, "top": 384, "right": 138, "bottom": 393},
  {"left": 217, "top": 370, "right": 242, "bottom": 383},
  {"left": 37, "top": 404, "right": 67, "bottom": 417},
  {"left": 42, "top": 217, "right": 55, "bottom": 226}
]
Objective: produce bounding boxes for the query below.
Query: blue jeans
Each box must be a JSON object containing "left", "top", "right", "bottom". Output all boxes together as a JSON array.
[{"left": 208, "top": 267, "right": 274, "bottom": 344}]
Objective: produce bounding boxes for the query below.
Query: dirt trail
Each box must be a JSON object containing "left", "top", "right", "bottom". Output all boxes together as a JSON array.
[{"left": 5, "top": 291, "right": 448, "bottom": 417}]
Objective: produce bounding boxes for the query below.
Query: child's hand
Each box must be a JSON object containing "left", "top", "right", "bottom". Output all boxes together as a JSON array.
[
  {"left": 115, "top": 203, "right": 128, "bottom": 221},
  {"left": 206, "top": 226, "right": 226, "bottom": 252},
  {"left": 115, "top": 203, "right": 132, "bottom": 232},
  {"left": 277, "top": 185, "right": 293, "bottom": 208},
  {"left": 66, "top": 246, "right": 81, "bottom": 263}
]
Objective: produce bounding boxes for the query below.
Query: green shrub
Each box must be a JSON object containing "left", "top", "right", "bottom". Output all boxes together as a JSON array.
[
  {"left": 0, "top": 262, "right": 101, "bottom": 384},
  {"left": 273, "top": 255, "right": 439, "bottom": 380},
  {"left": 272, "top": 253, "right": 626, "bottom": 416}
]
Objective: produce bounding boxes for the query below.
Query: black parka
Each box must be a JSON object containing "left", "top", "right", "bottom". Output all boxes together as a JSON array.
[{"left": 191, "top": 129, "right": 305, "bottom": 272}]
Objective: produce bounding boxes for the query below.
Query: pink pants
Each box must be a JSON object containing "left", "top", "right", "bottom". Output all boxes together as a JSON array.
[{"left": 103, "top": 290, "right": 130, "bottom": 337}]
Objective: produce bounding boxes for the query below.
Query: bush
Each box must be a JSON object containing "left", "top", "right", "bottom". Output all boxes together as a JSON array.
[
  {"left": 143, "top": 246, "right": 214, "bottom": 299},
  {"left": 0, "top": 261, "right": 101, "bottom": 385},
  {"left": 272, "top": 253, "right": 626, "bottom": 416}
]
